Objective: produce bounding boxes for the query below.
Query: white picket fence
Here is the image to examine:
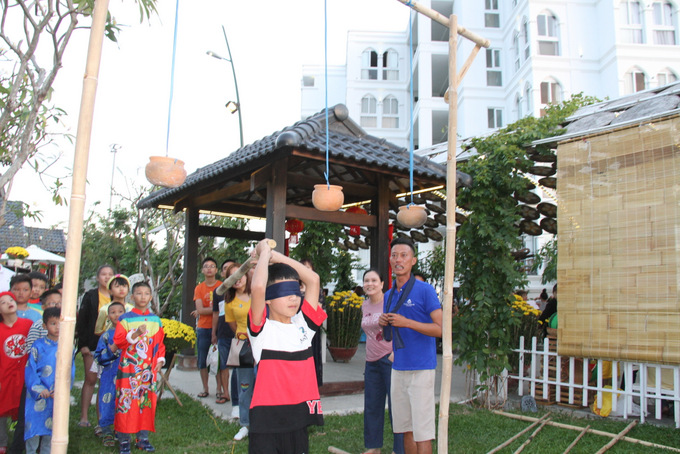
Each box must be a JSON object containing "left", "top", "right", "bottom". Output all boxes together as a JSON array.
[{"left": 509, "top": 336, "right": 680, "bottom": 428}]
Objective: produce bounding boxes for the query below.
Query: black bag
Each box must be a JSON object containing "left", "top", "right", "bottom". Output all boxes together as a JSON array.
[{"left": 226, "top": 337, "right": 254, "bottom": 368}]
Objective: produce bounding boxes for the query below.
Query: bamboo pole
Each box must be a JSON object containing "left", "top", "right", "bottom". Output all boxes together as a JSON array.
[
  {"left": 594, "top": 421, "right": 637, "bottom": 454},
  {"left": 487, "top": 413, "right": 551, "bottom": 454},
  {"left": 51, "top": 0, "right": 110, "bottom": 452},
  {"left": 492, "top": 411, "right": 680, "bottom": 453},
  {"left": 562, "top": 425, "right": 590, "bottom": 454},
  {"left": 215, "top": 239, "right": 276, "bottom": 296},
  {"left": 394, "top": 0, "right": 490, "bottom": 47},
  {"left": 437, "top": 13, "right": 458, "bottom": 454},
  {"left": 512, "top": 417, "right": 551, "bottom": 454}
]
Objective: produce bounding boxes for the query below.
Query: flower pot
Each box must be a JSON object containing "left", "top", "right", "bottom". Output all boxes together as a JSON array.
[
  {"left": 397, "top": 205, "right": 427, "bottom": 229},
  {"left": 145, "top": 156, "right": 187, "bottom": 188},
  {"left": 8, "top": 259, "right": 23, "bottom": 268},
  {"left": 312, "top": 184, "right": 344, "bottom": 211},
  {"left": 328, "top": 346, "right": 358, "bottom": 363}
]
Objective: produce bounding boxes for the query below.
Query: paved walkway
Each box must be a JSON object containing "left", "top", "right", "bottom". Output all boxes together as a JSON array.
[{"left": 163, "top": 343, "right": 471, "bottom": 417}]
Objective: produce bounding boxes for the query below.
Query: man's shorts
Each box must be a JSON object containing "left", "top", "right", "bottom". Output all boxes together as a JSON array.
[{"left": 391, "top": 368, "right": 436, "bottom": 442}]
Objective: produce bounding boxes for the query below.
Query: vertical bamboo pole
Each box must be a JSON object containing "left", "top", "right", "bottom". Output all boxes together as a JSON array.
[
  {"left": 51, "top": 0, "right": 110, "bottom": 452},
  {"left": 437, "top": 13, "right": 458, "bottom": 454}
]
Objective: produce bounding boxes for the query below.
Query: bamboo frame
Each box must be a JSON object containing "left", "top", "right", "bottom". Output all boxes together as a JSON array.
[
  {"left": 563, "top": 425, "right": 590, "bottom": 454},
  {"left": 51, "top": 0, "right": 110, "bottom": 452},
  {"left": 487, "top": 413, "right": 551, "bottom": 454}
]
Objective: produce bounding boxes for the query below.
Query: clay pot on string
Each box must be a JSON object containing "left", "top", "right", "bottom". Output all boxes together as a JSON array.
[
  {"left": 397, "top": 205, "right": 427, "bottom": 229},
  {"left": 312, "top": 184, "right": 344, "bottom": 211},
  {"left": 145, "top": 156, "right": 187, "bottom": 188}
]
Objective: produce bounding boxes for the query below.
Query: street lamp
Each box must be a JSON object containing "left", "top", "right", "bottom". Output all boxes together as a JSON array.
[
  {"left": 207, "top": 26, "right": 243, "bottom": 148},
  {"left": 109, "top": 143, "right": 121, "bottom": 212}
]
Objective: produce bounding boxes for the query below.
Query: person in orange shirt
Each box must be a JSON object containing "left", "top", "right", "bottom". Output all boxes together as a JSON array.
[{"left": 192, "top": 257, "right": 222, "bottom": 398}]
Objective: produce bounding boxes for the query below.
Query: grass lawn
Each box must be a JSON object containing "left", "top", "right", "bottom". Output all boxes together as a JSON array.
[{"left": 64, "top": 360, "right": 680, "bottom": 453}]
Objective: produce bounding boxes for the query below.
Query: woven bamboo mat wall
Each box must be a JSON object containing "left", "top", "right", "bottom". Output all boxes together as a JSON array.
[{"left": 556, "top": 116, "right": 680, "bottom": 365}]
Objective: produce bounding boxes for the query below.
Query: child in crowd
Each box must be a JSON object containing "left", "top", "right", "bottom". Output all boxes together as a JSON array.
[
  {"left": 10, "top": 275, "right": 40, "bottom": 323},
  {"left": 113, "top": 281, "right": 165, "bottom": 454},
  {"left": 0, "top": 291, "right": 33, "bottom": 454},
  {"left": 247, "top": 239, "right": 326, "bottom": 453},
  {"left": 94, "top": 302, "right": 125, "bottom": 448},
  {"left": 24, "top": 308, "right": 75, "bottom": 454},
  {"left": 27, "top": 272, "right": 49, "bottom": 312},
  {"left": 95, "top": 275, "right": 133, "bottom": 336},
  {"left": 26, "top": 289, "right": 62, "bottom": 349}
]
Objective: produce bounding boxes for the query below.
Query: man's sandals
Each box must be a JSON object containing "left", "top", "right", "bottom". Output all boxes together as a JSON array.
[
  {"left": 215, "top": 392, "right": 229, "bottom": 404},
  {"left": 197, "top": 391, "right": 209, "bottom": 398}
]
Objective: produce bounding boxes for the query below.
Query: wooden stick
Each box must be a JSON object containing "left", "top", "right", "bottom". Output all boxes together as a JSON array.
[
  {"left": 51, "top": 0, "right": 110, "bottom": 452},
  {"left": 215, "top": 239, "right": 276, "bottom": 295},
  {"left": 327, "top": 447, "right": 352, "bottom": 454},
  {"left": 562, "top": 425, "right": 590, "bottom": 454},
  {"left": 493, "top": 411, "right": 680, "bottom": 452},
  {"left": 513, "top": 417, "right": 551, "bottom": 454},
  {"left": 487, "top": 413, "right": 551, "bottom": 454},
  {"left": 595, "top": 421, "right": 637, "bottom": 454}
]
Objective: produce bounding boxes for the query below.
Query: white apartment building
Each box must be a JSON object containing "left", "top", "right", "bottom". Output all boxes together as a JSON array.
[{"left": 300, "top": 0, "right": 680, "bottom": 292}]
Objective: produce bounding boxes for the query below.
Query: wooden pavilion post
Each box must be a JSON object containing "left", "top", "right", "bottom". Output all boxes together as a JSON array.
[
  {"left": 51, "top": 0, "right": 110, "bottom": 452},
  {"left": 182, "top": 207, "right": 199, "bottom": 328},
  {"left": 394, "top": 1, "right": 489, "bottom": 452},
  {"left": 265, "top": 157, "right": 288, "bottom": 253},
  {"left": 370, "top": 174, "right": 391, "bottom": 284}
]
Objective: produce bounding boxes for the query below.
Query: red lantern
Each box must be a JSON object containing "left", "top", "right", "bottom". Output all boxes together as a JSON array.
[
  {"left": 346, "top": 206, "right": 367, "bottom": 237},
  {"left": 285, "top": 218, "right": 304, "bottom": 245}
]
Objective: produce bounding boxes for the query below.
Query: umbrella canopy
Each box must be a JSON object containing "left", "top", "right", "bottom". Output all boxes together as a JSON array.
[{"left": 1, "top": 244, "right": 66, "bottom": 264}]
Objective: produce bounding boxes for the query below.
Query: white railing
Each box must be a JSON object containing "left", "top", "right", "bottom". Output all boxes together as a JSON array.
[{"left": 509, "top": 336, "right": 680, "bottom": 429}]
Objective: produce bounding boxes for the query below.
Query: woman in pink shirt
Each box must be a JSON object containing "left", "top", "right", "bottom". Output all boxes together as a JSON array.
[{"left": 361, "top": 269, "right": 404, "bottom": 454}]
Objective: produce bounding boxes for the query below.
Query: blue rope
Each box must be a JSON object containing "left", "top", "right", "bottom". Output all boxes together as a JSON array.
[
  {"left": 324, "top": 0, "right": 330, "bottom": 187},
  {"left": 408, "top": 10, "right": 415, "bottom": 205},
  {"left": 165, "top": 0, "right": 180, "bottom": 157}
]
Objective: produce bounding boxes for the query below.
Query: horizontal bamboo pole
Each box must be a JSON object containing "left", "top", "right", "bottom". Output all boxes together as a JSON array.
[
  {"left": 395, "top": 0, "right": 490, "bottom": 47},
  {"left": 492, "top": 411, "right": 680, "bottom": 453},
  {"left": 595, "top": 421, "right": 637, "bottom": 454},
  {"left": 563, "top": 425, "right": 590, "bottom": 454},
  {"left": 487, "top": 413, "right": 551, "bottom": 454}
]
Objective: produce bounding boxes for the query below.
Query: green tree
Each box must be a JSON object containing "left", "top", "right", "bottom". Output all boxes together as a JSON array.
[
  {"left": 453, "top": 94, "right": 599, "bottom": 404},
  {"left": 289, "top": 220, "right": 347, "bottom": 288},
  {"left": 0, "top": 0, "right": 158, "bottom": 225},
  {"left": 531, "top": 237, "right": 557, "bottom": 284}
]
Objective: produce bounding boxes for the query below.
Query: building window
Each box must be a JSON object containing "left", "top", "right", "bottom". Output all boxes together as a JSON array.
[
  {"left": 488, "top": 107, "right": 503, "bottom": 129},
  {"left": 360, "top": 95, "right": 377, "bottom": 127},
  {"left": 657, "top": 68, "right": 678, "bottom": 86},
  {"left": 513, "top": 33, "right": 520, "bottom": 70},
  {"left": 515, "top": 93, "right": 523, "bottom": 120},
  {"left": 624, "top": 68, "right": 647, "bottom": 93},
  {"left": 362, "top": 49, "right": 379, "bottom": 80},
  {"left": 486, "top": 48, "right": 502, "bottom": 86},
  {"left": 382, "top": 96, "right": 399, "bottom": 128},
  {"left": 540, "top": 79, "right": 562, "bottom": 116},
  {"left": 652, "top": 1, "right": 676, "bottom": 45},
  {"left": 522, "top": 18, "right": 531, "bottom": 59},
  {"left": 620, "top": 1, "right": 643, "bottom": 43},
  {"left": 537, "top": 12, "right": 560, "bottom": 55},
  {"left": 383, "top": 49, "right": 399, "bottom": 81},
  {"left": 302, "top": 75, "right": 315, "bottom": 87},
  {"left": 525, "top": 83, "right": 533, "bottom": 114},
  {"left": 485, "top": 0, "right": 500, "bottom": 28}
]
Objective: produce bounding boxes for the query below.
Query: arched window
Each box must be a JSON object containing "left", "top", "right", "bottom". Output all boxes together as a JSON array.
[
  {"left": 361, "top": 49, "right": 379, "bottom": 80},
  {"left": 360, "top": 95, "right": 377, "bottom": 127},
  {"left": 657, "top": 68, "right": 678, "bottom": 86},
  {"left": 522, "top": 17, "right": 531, "bottom": 59},
  {"left": 624, "top": 67, "right": 647, "bottom": 93},
  {"left": 383, "top": 49, "right": 399, "bottom": 81},
  {"left": 539, "top": 78, "right": 562, "bottom": 116},
  {"left": 524, "top": 83, "right": 533, "bottom": 114},
  {"left": 620, "top": 1, "right": 643, "bottom": 43},
  {"left": 512, "top": 32, "right": 520, "bottom": 71},
  {"left": 382, "top": 96, "right": 399, "bottom": 128},
  {"left": 515, "top": 93, "right": 523, "bottom": 120},
  {"left": 537, "top": 11, "right": 560, "bottom": 55},
  {"left": 652, "top": 1, "right": 676, "bottom": 44}
]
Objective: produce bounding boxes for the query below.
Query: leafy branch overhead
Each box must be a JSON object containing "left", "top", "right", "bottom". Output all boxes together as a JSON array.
[{"left": 0, "top": 0, "right": 158, "bottom": 225}]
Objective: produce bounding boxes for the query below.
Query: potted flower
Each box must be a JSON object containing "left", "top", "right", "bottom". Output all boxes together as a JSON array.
[
  {"left": 508, "top": 294, "right": 544, "bottom": 386},
  {"left": 160, "top": 318, "right": 196, "bottom": 368},
  {"left": 325, "top": 290, "right": 364, "bottom": 362},
  {"left": 5, "top": 246, "right": 29, "bottom": 268}
]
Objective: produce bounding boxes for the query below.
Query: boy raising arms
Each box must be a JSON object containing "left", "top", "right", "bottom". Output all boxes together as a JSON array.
[{"left": 247, "top": 239, "right": 327, "bottom": 453}]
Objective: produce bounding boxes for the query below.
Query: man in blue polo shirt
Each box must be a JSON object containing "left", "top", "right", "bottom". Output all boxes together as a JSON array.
[{"left": 379, "top": 237, "right": 442, "bottom": 454}]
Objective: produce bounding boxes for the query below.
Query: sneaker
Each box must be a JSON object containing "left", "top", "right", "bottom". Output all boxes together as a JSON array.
[
  {"left": 233, "top": 426, "right": 249, "bottom": 441},
  {"left": 231, "top": 406, "right": 240, "bottom": 419},
  {"left": 119, "top": 440, "right": 131, "bottom": 454},
  {"left": 135, "top": 439, "right": 156, "bottom": 452}
]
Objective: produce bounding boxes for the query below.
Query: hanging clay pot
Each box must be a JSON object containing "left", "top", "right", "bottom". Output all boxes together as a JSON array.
[
  {"left": 397, "top": 205, "right": 427, "bottom": 229},
  {"left": 145, "top": 156, "right": 187, "bottom": 188},
  {"left": 312, "top": 184, "right": 344, "bottom": 211}
]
